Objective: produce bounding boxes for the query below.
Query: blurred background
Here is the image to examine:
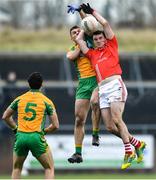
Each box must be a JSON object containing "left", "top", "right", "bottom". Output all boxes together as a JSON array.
[{"left": 0, "top": 0, "right": 156, "bottom": 179}]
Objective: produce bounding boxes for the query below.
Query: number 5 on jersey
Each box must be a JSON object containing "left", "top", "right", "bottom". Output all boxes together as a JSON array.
[{"left": 24, "top": 102, "right": 37, "bottom": 121}]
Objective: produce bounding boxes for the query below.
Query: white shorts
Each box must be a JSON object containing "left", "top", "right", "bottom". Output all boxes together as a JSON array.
[{"left": 99, "top": 78, "right": 128, "bottom": 109}]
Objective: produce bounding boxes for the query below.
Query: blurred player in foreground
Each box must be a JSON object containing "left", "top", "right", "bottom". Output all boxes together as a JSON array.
[
  {"left": 2, "top": 72, "right": 59, "bottom": 179},
  {"left": 67, "top": 6, "right": 101, "bottom": 163},
  {"left": 75, "top": 3, "right": 146, "bottom": 169}
]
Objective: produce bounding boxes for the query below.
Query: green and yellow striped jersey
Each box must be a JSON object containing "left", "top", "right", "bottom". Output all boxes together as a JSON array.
[{"left": 10, "top": 90, "right": 56, "bottom": 132}]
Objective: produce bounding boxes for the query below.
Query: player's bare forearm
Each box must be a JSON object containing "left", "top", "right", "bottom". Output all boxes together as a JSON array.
[
  {"left": 93, "top": 11, "right": 114, "bottom": 39},
  {"left": 67, "top": 46, "right": 81, "bottom": 60},
  {"left": 2, "top": 116, "right": 17, "bottom": 130},
  {"left": 77, "top": 40, "right": 88, "bottom": 55},
  {"left": 76, "top": 30, "right": 89, "bottom": 54},
  {"left": 44, "top": 124, "right": 58, "bottom": 133},
  {"left": 92, "top": 10, "right": 108, "bottom": 27},
  {"left": 2, "top": 108, "right": 17, "bottom": 130},
  {"left": 44, "top": 113, "right": 59, "bottom": 134}
]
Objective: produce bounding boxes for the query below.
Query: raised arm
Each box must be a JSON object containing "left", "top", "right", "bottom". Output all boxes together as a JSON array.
[
  {"left": 66, "top": 46, "right": 81, "bottom": 61},
  {"left": 75, "top": 30, "right": 89, "bottom": 55},
  {"left": 81, "top": 3, "right": 114, "bottom": 40},
  {"left": 93, "top": 11, "right": 114, "bottom": 39}
]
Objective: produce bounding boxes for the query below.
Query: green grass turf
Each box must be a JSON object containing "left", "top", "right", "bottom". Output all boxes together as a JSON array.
[{"left": 1, "top": 173, "right": 156, "bottom": 179}]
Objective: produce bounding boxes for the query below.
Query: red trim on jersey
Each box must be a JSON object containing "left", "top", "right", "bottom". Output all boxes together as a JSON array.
[{"left": 85, "top": 36, "right": 122, "bottom": 83}]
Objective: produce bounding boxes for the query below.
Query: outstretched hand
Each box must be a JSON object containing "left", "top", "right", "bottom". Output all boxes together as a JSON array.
[
  {"left": 80, "top": 3, "right": 94, "bottom": 14},
  {"left": 67, "top": 4, "right": 81, "bottom": 14}
]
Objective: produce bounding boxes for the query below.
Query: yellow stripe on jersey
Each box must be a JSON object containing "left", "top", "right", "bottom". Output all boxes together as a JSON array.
[
  {"left": 77, "top": 56, "right": 96, "bottom": 79},
  {"left": 10, "top": 90, "right": 56, "bottom": 132},
  {"left": 68, "top": 45, "right": 96, "bottom": 79}
]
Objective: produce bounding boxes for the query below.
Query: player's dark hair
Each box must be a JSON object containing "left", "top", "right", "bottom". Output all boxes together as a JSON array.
[
  {"left": 93, "top": 30, "right": 106, "bottom": 38},
  {"left": 70, "top": 25, "right": 80, "bottom": 34},
  {"left": 27, "top": 72, "right": 43, "bottom": 89}
]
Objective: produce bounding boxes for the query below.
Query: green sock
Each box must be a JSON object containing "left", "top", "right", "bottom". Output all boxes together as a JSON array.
[
  {"left": 92, "top": 129, "right": 99, "bottom": 137},
  {"left": 76, "top": 145, "right": 82, "bottom": 154}
]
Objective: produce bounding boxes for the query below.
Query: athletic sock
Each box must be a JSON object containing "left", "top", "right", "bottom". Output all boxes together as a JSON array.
[
  {"left": 124, "top": 142, "right": 133, "bottom": 154},
  {"left": 92, "top": 128, "right": 99, "bottom": 137},
  {"left": 130, "top": 136, "right": 141, "bottom": 148},
  {"left": 75, "top": 145, "right": 82, "bottom": 154}
]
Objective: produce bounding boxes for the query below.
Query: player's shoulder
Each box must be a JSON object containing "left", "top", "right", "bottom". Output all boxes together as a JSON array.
[
  {"left": 43, "top": 95, "right": 55, "bottom": 109},
  {"left": 107, "top": 35, "right": 118, "bottom": 47},
  {"left": 41, "top": 93, "right": 53, "bottom": 104},
  {"left": 18, "top": 91, "right": 33, "bottom": 99},
  {"left": 112, "top": 35, "right": 117, "bottom": 42},
  {"left": 13, "top": 92, "right": 26, "bottom": 101}
]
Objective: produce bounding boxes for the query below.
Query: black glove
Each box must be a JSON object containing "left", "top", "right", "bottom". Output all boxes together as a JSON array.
[{"left": 80, "top": 3, "right": 94, "bottom": 14}]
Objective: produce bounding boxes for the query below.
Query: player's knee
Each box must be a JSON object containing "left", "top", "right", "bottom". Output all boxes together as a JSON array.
[
  {"left": 75, "top": 115, "right": 85, "bottom": 127},
  {"left": 90, "top": 100, "right": 99, "bottom": 111},
  {"left": 105, "top": 124, "right": 115, "bottom": 133},
  {"left": 41, "top": 160, "right": 53, "bottom": 169},
  {"left": 13, "top": 163, "right": 23, "bottom": 170},
  {"left": 111, "top": 117, "right": 121, "bottom": 127}
]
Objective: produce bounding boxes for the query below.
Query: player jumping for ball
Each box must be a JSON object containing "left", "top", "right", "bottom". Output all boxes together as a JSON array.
[{"left": 68, "top": 3, "right": 146, "bottom": 169}]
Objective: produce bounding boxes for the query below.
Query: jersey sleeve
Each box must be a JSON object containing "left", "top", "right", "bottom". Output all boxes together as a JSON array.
[
  {"left": 68, "top": 45, "right": 80, "bottom": 53},
  {"left": 9, "top": 98, "right": 20, "bottom": 111},
  {"left": 44, "top": 100, "right": 56, "bottom": 116},
  {"left": 68, "top": 45, "right": 75, "bottom": 51},
  {"left": 67, "top": 45, "right": 77, "bottom": 61}
]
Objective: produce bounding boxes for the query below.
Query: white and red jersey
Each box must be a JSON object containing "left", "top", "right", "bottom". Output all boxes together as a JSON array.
[{"left": 85, "top": 36, "right": 122, "bottom": 83}]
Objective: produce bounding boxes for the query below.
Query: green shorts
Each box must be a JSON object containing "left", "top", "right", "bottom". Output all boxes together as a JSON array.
[
  {"left": 14, "top": 132, "right": 48, "bottom": 158},
  {"left": 76, "top": 76, "right": 97, "bottom": 99}
]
